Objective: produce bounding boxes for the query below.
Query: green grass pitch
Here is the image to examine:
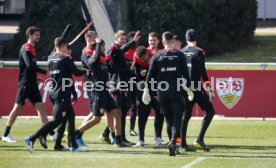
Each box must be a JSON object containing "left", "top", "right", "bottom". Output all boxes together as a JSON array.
[{"left": 0, "top": 118, "right": 276, "bottom": 168}]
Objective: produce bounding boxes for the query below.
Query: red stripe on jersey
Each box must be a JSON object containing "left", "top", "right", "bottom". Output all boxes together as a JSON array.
[
  {"left": 124, "top": 48, "right": 135, "bottom": 61},
  {"left": 134, "top": 55, "right": 149, "bottom": 69},
  {"left": 85, "top": 47, "right": 94, "bottom": 56},
  {"left": 25, "top": 43, "right": 36, "bottom": 57},
  {"left": 100, "top": 56, "right": 107, "bottom": 65},
  {"left": 105, "top": 55, "right": 113, "bottom": 62},
  {"left": 147, "top": 47, "right": 159, "bottom": 58},
  {"left": 91, "top": 53, "right": 106, "bottom": 65}
]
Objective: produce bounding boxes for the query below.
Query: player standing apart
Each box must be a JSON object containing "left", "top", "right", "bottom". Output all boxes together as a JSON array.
[
  {"left": 180, "top": 29, "right": 215, "bottom": 153},
  {"left": 2, "top": 26, "right": 56, "bottom": 143}
]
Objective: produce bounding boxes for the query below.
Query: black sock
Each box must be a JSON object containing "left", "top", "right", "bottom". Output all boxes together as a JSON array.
[
  {"left": 197, "top": 112, "right": 214, "bottom": 142},
  {"left": 115, "top": 135, "right": 122, "bottom": 143},
  {"left": 139, "top": 133, "right": 145, "bottom": 142},
  {"left": 111, "top": 132, "right": 115, "bottom": 139},
  {"left": 3, "top": 126, "right": 11, "bottom": 137},
  {"left": 171, "top": 139, "right": 176, "bottom": 145},
  {"left": 55, "top": 135, "right": 63, "bottom": 147},
  {"left": 75, "top": 130, "right": 83, "bottom": 139},
  {"left": 102, "top": 127, "right": 110, "bottom": 138},
  {"left": 49, "top": 130, "right": 55, "bottom": 136}
]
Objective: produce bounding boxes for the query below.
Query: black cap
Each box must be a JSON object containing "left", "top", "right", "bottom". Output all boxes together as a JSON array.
[{"left": 185, "top": 29, "right": 197, "bottom": 42}]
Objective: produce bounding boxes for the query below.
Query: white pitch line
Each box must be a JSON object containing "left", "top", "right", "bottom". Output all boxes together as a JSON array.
[
  {"left": 181, "top": 157, "right": 206, "bottom": 168},
  {"left": 1, "top": 155, "right": 275, "bottom": 160}
]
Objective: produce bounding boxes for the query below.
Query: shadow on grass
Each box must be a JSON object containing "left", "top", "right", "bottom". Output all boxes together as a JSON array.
[
  {"left": 209, "top": 144, "right": 276, "bottom": 150},
  {"left": 0, "top": 145, "right": 24, "bottom": 148},
  {"left": 187, "top": 136, "right": 266, "bottom": 140}
]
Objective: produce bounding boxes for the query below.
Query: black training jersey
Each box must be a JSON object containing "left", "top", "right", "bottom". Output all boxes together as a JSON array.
[
  {"left": 88, "top": 44, "right": 109, "bottom": 91},
  {"left": 48, "top": 52, "right": 86, "bottom": 101},
  {"left": 146, "top": 49, "right": 191, "bottom": 95},
  {"left": 18, "top": 43, "right": 47, "bottom": 85},
  {"left": 181, "top": 46, "right": 209, "bottom": 87},
  {"left": 106, "top": 40, "right": 136, "bottom": 83},
  {"left": 81, "top": 47, "right": 94, "bottom": 82}
]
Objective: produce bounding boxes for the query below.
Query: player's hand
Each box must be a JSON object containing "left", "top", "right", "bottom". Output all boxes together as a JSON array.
[
  {"left": 142, "top": 88, "right": 151, "bottom": 105},
  {"left": 133, "top": 30, "right": 141, "bottom": 42},
  {"left": 130, "top": 65, "right": 136, "bottom": 71},
  {"left": 85, "top": 70, "right": 91, "bottom": 76},
  {"left": 187, "top": 87, "right": 194, "bottom": 101},
  {"left": 72, "top": 91, "right": 78, "bottom": 105},
  {"left": 95, "top": 37, "right": 102, "bottom": 43},
  {"left": 207, "top": 87, "right": 215, "bottom": 103},
  {"left": 141, "top": 70, "right": 147, "bottom": 77}
]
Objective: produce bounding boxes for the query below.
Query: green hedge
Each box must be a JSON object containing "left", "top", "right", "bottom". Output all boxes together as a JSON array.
[
  {"left": 6, "top": 0, "right": 257, "bottom": 58},
  {"left": 128, "top": 0, "right": 257, "bottom": 56},
  {"left": 6, "top": 0, "right": 85, "bottom": 60}
]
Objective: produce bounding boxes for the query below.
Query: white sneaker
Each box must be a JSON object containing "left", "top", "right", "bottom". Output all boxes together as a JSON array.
[
  {"left": 49, "top": 132, "right": 58, "bottom": 141},
  {"left": 25, "top": 137, "right": 33, "bottom": 153},
  {"left": 161, "top": 139, "right": 167, "bottom": 145},
  {"left": 2, "top": 135, "right": 17, "bottom": 143},
  {"left": 135, "top": 140, "right": 145, "bottom": 147},
  {"left": 70, "top": 147, "right": 88, "bottom": 152},
  {"left": 155, "top": 137, "right": 163, "bottom": 147}
]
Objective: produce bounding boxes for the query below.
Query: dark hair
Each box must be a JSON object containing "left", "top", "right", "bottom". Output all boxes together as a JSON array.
[
  {"left": 114, "top": 30, "right": 126, "bottom": 39},
  {"left": 162, "top": 31, "right": 173, "bottom": 42},
  {"left": 85, "top": 31, "right": 97, "bottom": 38},
  {"left": 185, "top": 29, "right": 197, "bottom": 42},
  {"left": 173, "top": 35, "right": 182, "bottom": 42},
  {"left": 148, "top": 32, "right": 159, "bottom": 39},
  {"left": 67, "top": 45, "right": 72, "bottom": 50},
  {"left": 135, "top": 46, "right": 148, "bottom": 58},
  {"left": 54, "top": 37, "right": 68, "bottom": 48},
  {"left": 26, "top": 26, "right": 40, "bottom": 39},
  {"left": 89, "top": 40, "right": 105, "bottom": 50}
]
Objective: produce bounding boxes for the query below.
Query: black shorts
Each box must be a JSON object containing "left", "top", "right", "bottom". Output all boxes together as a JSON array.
[
  {"left": 189, "top": 91, "right": 213, "bottom": 111},
  {"left": 159, "top": 94, "right": 185, "bottom": 116},
  {"left": 92, "top": 91, "right": 117, "bottom": 116},
  {"left": 15, "top": 84, "right": 42, "bottom": 106}
]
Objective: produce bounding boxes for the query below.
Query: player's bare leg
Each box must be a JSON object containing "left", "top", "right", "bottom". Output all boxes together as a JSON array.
[
  {"left": 74, "top": 116, "right": 101, "bottom": 146},
  {"left": 2, "top": 104, "right": 23, "bottom": 143},
  {"left": 7, "top": 103, "right": 23, "bottom": 127},
  {"left": 81, "top": 113, "right": 94, "bottom": 126},
  {"left": 78, "top": 116, "right": 101, "bottom": 133},
  {"left": 34, "top": 102, "right": 48, "bottom": 124}
]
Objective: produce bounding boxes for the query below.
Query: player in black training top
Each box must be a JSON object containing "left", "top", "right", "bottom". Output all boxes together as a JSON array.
[
  {"left": 2, "top": 26, "right": 56, "bottom": 143},
  {"left": 99, "top": 30, "right": 140, "bottom": 146},
  {"left": 74, "top": 31, "right": 98, "bottom": 147},
  {"left": 132, "top": 46, "right": 164, "bottom": 147},
  {"left": 75, "top": 37, "right": 128, "bottom": 147},
  {"left": 180, "top": 29, "right": 215, "bottom": 153},
  {"left": 25, "top": 37, "right": 87, "bottom": 153},
  {"left": 143, "top": 31, "right": 194, "bottom": 156}
]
